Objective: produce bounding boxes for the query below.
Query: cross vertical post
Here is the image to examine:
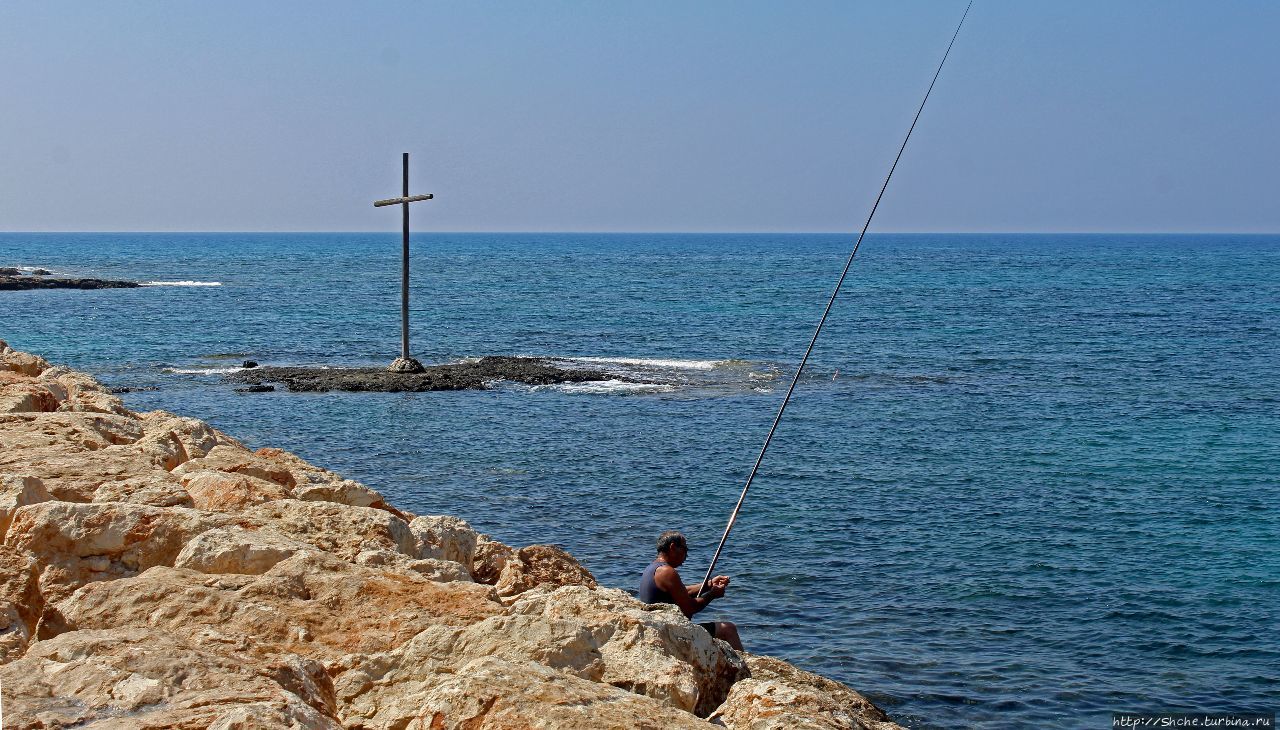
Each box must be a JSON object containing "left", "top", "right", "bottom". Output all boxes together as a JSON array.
[
  {"left": 374, "top": 153, "right": 434, "bottom": 373},
  {"left": 401, "top": 152, "right": 410, "bottom": 361}
]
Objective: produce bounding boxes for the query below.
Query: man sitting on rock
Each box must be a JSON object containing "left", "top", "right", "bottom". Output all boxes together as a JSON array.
[{"left": 638, "top": 530, "right": 743, "bottom": 650}]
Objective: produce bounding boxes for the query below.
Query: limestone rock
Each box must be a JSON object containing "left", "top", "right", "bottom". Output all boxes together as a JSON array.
[
  {"left": 129, "top": 429, "right": 188, "bottom": 471},
  {"left": 0, "top": 345, "right": 49, "bottom": 376},
  {"left": 336, "top": 613, "right": 606, "bottom": 723},
  {"left": 709, "top": 654, "right": 904, "bottom": 729},
  {"left": 0, "top": 411, "right": 144, "bottom": 452},
  {"left": 341, "top": 655, "right": 711, "bottom": 730},
  {"left": 249, "top": 443, "right": 409, "bottom": 517},
  {"left": 351, "top": 548, "right": 475, "bottom": 585},
  {"left": 57, "top": 552, "right": 501, "bottom": 662},
  {"left": 471, "top": 534, "right": 516, "bottom": 584},
  {"left": 139, "top": 409, "right": 221, "bottom": 461},
  {"left": 411, "top": 514, "right": 479, "bottom": 567},
  {"left": 3, "top": 501, "right": 229, "bottom": 602},
  {"left": 122, "top": 410, "right": 223, "bottom": 471},
  {"left": 0, "top": 411, "right": 162, "bottom": 501},
  {"left": 0, "top": 545, "right": 41, "bottom": 663},
  {"left": 509, "top": 585, "right": 746, "bottom": 717},
  {"left": 294, "top": 477, "right": 383, "bottom": 507},
  {"left": 174, "top": 526, "right": 313, "bottom": 575},
  {"left": 0, "top": 381, "right": 60, "bottom": 413},
  {"left": 39, "top": 365, "right": 129, "bottom": 415},
  {"left": 0, "top": 371, "right": 31, "bottom": 399},
  {"left": 353, "top": 547, "right": 401, "bottom": 567},
  {"left": 209, "top": 425, "right": 248, "bottom": 450},
  {"left": 0, "top": 448, "right": 161, "bottom": 502},
  {"left": 174, "top": 443, "right": 297, "bottom": 488},
  {"left": 0, "top": 474, "right": 50, "bottom": 541},
  {"left": 247, "top": 499, "right": 418, "bottom": 561},
  {"left": 0, "top": 627, "right": 341, "bottom": 728},
  {"left": 495, "top": 543, "right": 599, "bottom": 600},
  {"left": 407, "top": 557, "right": 475, "bottom": 582},
  {"left": 92, "top": 471, "right": 194, "bottom": 507},
  {"left": 180, "top": 468, "right": 294, "bottom": 511},
  {"left": 253, "top": 446, "right": 405, "bottom": 517}
]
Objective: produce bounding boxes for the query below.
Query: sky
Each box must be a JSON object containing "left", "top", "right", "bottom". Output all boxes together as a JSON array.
[{"left": 1, "top": 1, "right": 1277, "bottom": 233}]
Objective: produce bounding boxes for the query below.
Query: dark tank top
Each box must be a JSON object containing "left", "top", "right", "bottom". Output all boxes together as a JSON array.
[{"left": 638, "top": 559, "right": 673, "bottom": 604}]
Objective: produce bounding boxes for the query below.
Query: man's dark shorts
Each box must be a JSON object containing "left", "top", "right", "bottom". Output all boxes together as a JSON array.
[{"left": 698, "top": 621, "right": 718, "bottom": 638}]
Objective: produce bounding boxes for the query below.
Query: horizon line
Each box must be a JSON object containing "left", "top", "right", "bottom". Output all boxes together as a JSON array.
[{"left": 3, "top": 230, "right": 1279, "bottom": 236}]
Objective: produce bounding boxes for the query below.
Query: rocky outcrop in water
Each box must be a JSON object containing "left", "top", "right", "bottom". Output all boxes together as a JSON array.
[
  {"left": 0, "top": 274, "right": 139, "bottom": 290},
  {"left": 229, "top": 356, "right": 616, "bottom": 392},
  {"left": 0, "top": 339, "right": 902, "bottom": 729}
]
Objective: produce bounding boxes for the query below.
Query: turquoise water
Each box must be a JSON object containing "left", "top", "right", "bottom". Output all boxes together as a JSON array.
[{"left": 2, "top": 232, "right": 1277, "bottom": 728}]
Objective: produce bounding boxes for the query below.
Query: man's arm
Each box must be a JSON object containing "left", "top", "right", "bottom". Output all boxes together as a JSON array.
[
  {"left": 653, "top": 565, "right": 714, "bottom": 618},
  {"left": 688, "top": 575, "right": 730, "bottom": 598}
]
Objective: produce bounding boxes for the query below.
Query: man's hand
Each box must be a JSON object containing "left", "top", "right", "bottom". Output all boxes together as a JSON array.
[{"left": 708, "top": 575, "right": 730, "bottom": 598}]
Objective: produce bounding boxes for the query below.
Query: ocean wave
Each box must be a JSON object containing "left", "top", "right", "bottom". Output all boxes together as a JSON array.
[
  {"left": 163, "top": 366, "right": 244, "bottom": 375},
  {"left": 538, "top": 379, "right": 676, "bottom": 395},
  {"left": 141, "top": 281, "right": 223, "bottom": 287},
  {"left": 561, "top": 356, "right": 726, "bottom": 370}
]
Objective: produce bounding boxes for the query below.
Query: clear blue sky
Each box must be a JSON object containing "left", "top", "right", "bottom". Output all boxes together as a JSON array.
[{"left": 1, "top": 1, "right": 1276, "bottom": 233}]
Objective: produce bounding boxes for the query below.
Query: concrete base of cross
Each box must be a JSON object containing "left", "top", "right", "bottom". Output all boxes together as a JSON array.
[{"left": 387, "top": 357, "right": 425, "bottom": 374}]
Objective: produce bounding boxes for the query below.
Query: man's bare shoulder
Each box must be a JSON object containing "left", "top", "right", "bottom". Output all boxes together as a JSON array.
[{"left": 653, "top": 563, "right": 680, "bottom": 582}]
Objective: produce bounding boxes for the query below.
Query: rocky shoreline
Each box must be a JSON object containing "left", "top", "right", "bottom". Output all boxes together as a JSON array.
[
  {"left": 229, "top": 357, "right": 617, "bottom": 392},
  {"left": 0, "top": 340, "right": 903, "bottom": 729}
]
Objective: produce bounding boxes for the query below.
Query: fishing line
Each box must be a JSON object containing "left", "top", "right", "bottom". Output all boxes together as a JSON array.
[{"left": 698, "top": 1, "right": 973, "bottom": 597}]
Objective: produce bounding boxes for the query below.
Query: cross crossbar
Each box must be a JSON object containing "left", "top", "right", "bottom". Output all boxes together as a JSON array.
[{"left": 373, "top": 193, "right": 434, "bottom": 208}]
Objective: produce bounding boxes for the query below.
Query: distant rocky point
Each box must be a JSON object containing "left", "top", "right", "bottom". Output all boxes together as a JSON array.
[
  {"left": 0, "top": 340, "right": 903, "bottom": 728},
  {"left": 0, "top": 268, "right": 139, "bottom": 290},
  {"left": 229, "top": 356, "right": 617, "bottom": 392}
]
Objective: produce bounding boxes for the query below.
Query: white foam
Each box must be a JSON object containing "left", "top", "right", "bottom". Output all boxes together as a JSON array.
[
  {"left": 164, "top": 366, "right": 244, "bottom": 375},
  {"left": 566, "top": 356, "right": 724, "bottom": 371},
  {"left": 141, "top": 281, "right": 222, "bottom": 287},
  {"left": 542, "top": 379, "right": 676, "bottom": 395}
]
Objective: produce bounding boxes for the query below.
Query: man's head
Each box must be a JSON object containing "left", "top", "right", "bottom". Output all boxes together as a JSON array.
[{"left": 656, "top": 530, "right": 688, "bottom": 566}]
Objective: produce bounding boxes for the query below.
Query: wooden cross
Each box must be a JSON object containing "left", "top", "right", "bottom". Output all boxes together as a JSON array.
[{"left": 374, "top": 153, "right": 434, "bottom": 373}]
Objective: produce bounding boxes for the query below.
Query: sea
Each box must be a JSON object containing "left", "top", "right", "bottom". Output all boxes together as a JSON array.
[{"left": 1, "top": 232, "right": 1277, "bottom": 728}]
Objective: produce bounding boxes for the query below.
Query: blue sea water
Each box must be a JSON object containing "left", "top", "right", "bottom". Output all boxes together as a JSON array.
[{"left": 1, "top": 232, "right": 1277, "bottom": 728}]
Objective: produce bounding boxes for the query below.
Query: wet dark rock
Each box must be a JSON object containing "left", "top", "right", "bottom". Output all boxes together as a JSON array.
[
  {"left": 108, "top": 386, "right": 161, "bottom": 394},
  {"left": 242, "top": 360, "right": 259, "bottom": 369},
  {"left": 234, "top": 385, "right": 275, "bottom": 393},
  {"left": 0, "top": 275, "right": 139, "bottom": 291},
  {"left": 228, "top": 356, "right": 613, "bottom": 393},
  {"left": 31, "top": 269, "right": 52, "bottom": 276},
  {"left": 0, "top": 267, "right": 21, "bottom": 275}
]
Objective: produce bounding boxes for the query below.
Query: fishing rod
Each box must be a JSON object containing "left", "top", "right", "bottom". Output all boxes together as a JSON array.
[{"left": 697, "top": 1, "right": 973, "bottom": 598}]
